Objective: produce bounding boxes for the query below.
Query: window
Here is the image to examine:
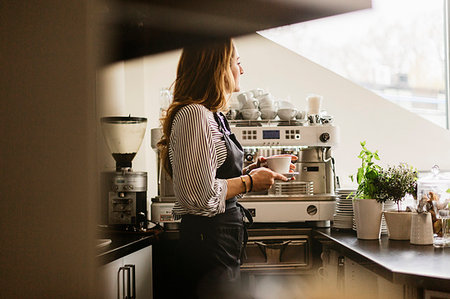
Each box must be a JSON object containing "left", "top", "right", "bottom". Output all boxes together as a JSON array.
[{"left": 258, "top": 0, "right": 448, "bottom": 128}]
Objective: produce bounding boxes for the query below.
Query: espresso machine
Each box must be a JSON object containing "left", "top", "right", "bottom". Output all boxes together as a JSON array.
[
  {"left": 150, "top": 116, "right": 339, "bottom": 227},
  {"left": 231, "top": 119, "right": 339, "bottom": 226},
  {"left": 101, "top": 116, "right": 148, "bottom": 231}
]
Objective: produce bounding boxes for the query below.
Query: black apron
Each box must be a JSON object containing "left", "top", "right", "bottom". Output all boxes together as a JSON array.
[{"left": 178, "top": 112, "right": 253, "bottom": 299}]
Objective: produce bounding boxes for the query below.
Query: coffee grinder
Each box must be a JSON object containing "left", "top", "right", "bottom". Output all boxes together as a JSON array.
[{"left": 101, "top": 116, "right": 148, "bottom": 231}]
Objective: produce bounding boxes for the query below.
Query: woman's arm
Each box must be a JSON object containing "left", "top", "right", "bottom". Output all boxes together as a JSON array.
[
  {"left": 170, "top": 104, "right": 228, "bottom": 215},
  {"left": 226, "top": 167, "right": 288, "bottom": 199}
]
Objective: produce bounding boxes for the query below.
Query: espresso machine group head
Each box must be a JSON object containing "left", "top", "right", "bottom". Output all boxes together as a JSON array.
[{"left": 101, "top": 116, "right": 148, "bottom": 231}]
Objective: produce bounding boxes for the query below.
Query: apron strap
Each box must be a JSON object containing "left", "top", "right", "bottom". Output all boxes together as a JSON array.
[{"left": 236, "top": 202, "right": 253, "bottom": 264}]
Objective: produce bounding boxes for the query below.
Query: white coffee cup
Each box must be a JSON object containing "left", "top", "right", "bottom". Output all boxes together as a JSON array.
[
  {"left": 278, "top": 100, "right": 295, "bottom": 109},
  {"left": 258, "top": 93, "right": 275, "bottom": 107},
  {"left": 296, "top": 110, "right": 307, "bottom": 120},
  {"left": 237, "top": 92, "right": 255, "bottom": 109},
  {"left": 278, "top": 108, "right": 298, "bottom": 120},
  {"left": 260, "top": 108, "right": 277, "bottom": 120},
  {"left": 307, "top": 94, "right": 323, "bottom": 115},
  {"left": 266, "top": 156, "right": 291, "bottom": 174},
  {"left": 241, "top": 108, "right": 261, "bottom": 120},
  {"left": 242, "top": 97, "right": 259, "bottom": 109},
  {"left": 250, "top": 88, "right": 265, "bottom": 98},
  {"left": 229, "top": 94, "right": 241, "bottom": 110}
]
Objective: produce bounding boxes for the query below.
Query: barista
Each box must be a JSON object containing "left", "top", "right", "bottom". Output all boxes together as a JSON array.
[{"left": 157, "top": 38, "right": 295, "bottom": 298}]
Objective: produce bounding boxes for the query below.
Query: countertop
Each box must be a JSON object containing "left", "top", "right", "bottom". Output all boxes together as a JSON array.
[
  {"left": 314, "top": 228, "right": 450, "bottom": 292},
  {"left": 96, "top": 227, "right": 163, "bottom": 265},
  {"left": 96, "top": 225, "right": 450, "bottom": 291}
]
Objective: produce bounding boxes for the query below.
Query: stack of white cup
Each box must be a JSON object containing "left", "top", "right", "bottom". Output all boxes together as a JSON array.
[
  {"left": 238, "top": 92, "right": 260, "bottom": 120},
  {"left": 258, "top": 93, "right": 278, "bottom": 120}
]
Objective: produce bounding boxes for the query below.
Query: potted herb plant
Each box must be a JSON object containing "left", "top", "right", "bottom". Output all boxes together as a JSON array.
[
  {"left": 375, "top": 163, "right": 418, "bottom": 240},
  {"left": 351, "top": 141, "right": 384, "bottom": 240}
]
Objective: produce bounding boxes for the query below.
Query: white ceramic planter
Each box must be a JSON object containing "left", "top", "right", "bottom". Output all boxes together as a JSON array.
[
  {"left": 353, "top": 198, "right": 383, "bottom": 240},
  {"left": 410, "top": 213, "right": 434, "bottom": 245},
  {"left": 383, "top": 211, "right": 413, "bottom": 240}
]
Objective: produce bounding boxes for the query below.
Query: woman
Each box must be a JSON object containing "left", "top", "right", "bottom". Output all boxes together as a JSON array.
[{"left": 158, "top": 39, "right": 293, "bottom": 299}]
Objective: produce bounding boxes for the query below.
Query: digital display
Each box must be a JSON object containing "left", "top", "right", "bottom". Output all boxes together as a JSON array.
[{"left": 262, "top": 130, "right": 280, "bottom": 139}]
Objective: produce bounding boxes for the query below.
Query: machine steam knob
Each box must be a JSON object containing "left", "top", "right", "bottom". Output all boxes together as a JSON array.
[
  {"left": 112, "top": 185, "right": 119, "bottom": 191},
  {"left": 307, "top": 205, "right": 318, "bottom": 215},
  {"left": 320, "top": 132, "right": 330, "bottom": 143},
  {"left": 245, "top": 153, "right": 254, "bottom": 162}
]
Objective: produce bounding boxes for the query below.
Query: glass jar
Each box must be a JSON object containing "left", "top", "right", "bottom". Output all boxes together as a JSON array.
[{"left": 417, "top": 165, "right": 450, "bottom": 247}]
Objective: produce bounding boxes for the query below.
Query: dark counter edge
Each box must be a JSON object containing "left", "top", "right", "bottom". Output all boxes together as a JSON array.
[
  {"left": 96, "top": 227, "right": 449, "bottom": 292},
  {"left": 96, "top": 229, "right": 162, "bottom": 265},
  {"left": 313, "top": 229, "right": 450, "bottom": 292}
]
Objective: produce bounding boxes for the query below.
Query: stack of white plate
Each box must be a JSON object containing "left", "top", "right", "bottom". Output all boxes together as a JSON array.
[
  {"left": 333, "top": 189, "right": 356, "bottom": 229},
  {"left": 380, "top": 201, "right": 396, "bottom": 235}
]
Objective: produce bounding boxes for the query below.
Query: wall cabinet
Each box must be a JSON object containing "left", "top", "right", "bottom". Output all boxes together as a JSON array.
[{"left": 98, "top": 246, "right": 153, "bottom": 299}]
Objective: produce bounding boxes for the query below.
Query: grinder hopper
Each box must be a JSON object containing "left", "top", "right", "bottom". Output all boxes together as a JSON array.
[{"left": 101, "top": 116, "right": 147, "bottom": 170}]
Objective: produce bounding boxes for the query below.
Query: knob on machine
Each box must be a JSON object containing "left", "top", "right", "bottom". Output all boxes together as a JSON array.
[{"left": 320, "top": 132, "right": 330, "bottom": 143}]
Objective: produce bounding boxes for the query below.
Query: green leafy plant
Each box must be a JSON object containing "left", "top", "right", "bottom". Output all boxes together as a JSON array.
[
  {"left": 373, "top": 163, "right": 418, "bottom": 211},
  {"left": 350, "top": 141, "right": 382, "bottom": 199}
]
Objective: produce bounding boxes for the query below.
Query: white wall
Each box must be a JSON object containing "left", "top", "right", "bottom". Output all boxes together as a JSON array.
[
  {"left": 98, "top": 33, "right": 450, "bottom": 198},
  {"left": 97, "top": 50, "right": 179, "bottom": 212},
  {"left": 234, "top": 34, "right": 450, "bottom": 187}
]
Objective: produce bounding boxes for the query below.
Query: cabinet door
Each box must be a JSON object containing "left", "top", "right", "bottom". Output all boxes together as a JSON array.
[
  {"left": 98, "top": 258, "right": 124, "bottom": 299},
  {"left": 344, "top": 257, "right": 378, "bottom": 299},
  {"left": 123, "top": 246, "right": 153, "bottom": 299}
]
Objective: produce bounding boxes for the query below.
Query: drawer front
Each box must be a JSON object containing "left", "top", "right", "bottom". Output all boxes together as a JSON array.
[{"left": 242, "top": 235, "right": 310, "bottom": 269}]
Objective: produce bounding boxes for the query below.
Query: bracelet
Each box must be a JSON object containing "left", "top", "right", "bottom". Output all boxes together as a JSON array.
[
  {"left": 247, "top": 174, "right": 253, "bottom": 192},
  {"left": 240, "top": 176, "right": 247, "bottom": 194}
]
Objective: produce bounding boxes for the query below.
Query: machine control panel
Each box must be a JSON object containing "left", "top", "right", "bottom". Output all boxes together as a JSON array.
[{"left": 232, "top": 125, "right": 339, "bottom": 146}]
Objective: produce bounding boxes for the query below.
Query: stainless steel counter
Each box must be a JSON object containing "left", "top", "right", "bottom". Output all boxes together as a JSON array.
[{"left": 313, "top": 229, "right": 450, "bottom": 292}]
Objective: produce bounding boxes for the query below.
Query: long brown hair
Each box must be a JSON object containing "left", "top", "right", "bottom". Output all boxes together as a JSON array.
[{"left": 157, "top": 39, "right": 236, "bottom": 178}]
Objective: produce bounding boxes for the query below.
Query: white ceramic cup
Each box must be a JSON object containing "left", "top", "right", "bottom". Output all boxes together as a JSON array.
[
  {"left": 277, "top": 100, "right": 295, "bottom": 109},
  {"left": 241, "top": 108, "right": 261, "bottom": 120},
  {"left": 229, "top": 93, "right": 241, "bottom": 110},
  {"left": 307, "top": 94, "right": 323, "bottom": 115},
  {"left": 266, "top": 156, "right": 291, "bottom": 174},
  {"left": 237, "top": 92, "right": 255, "bottom": 109},
  {"left": 242, "top": 97, "right": 259, "bottom": 109},
  {"left": 296, "top": 110, "right": 306, "bottom": 120},
  {"left": 250, "top": 88, "right": 265, "bottom": 98},
  {"left": 258, "top": 93, "right": 275, "bottom": 107},
  {"left": 260, "top": 108, "right": 277, "bottom": 120},
  {"left": 278, "top": 108, "right": 298, "bottom": 120}
]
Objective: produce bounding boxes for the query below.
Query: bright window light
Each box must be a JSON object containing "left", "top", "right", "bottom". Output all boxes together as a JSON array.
[{"left": 258, "top": 0, "right": 447, "bottom": 128}]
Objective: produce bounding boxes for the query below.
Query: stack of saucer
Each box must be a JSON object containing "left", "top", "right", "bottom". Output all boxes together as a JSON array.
[{"left": 333, "top": 189, "right": 356, "bottom": 229}]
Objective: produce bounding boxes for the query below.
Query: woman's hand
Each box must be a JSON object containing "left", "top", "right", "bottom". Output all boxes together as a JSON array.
[{"left": 248, "top": 167, "right": 288, "bottom": 192}]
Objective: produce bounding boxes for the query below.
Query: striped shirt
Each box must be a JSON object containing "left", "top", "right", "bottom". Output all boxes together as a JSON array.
[{"left": 169, "top": 104, "right": 228, "bottom": 219}]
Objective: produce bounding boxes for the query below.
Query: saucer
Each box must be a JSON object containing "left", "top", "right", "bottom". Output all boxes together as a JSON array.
[{"left": 281, "top": 172, "right": 299, "bottom": 179}]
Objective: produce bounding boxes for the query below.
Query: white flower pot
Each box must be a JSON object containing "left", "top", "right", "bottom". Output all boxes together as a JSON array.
[
  {"left": 353, "top": 198, "right": 383, "bottom": 240},
  {"left": 383, "top": 211, "right": 413, "bottom": 240},
  {"left": 410, "top": 213, "right": 434, "bottom": 245}
]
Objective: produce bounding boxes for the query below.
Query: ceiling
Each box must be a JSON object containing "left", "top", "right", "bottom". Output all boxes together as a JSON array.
[{"left": 96, "top": 0, "right": 371, "bottom": 64}]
